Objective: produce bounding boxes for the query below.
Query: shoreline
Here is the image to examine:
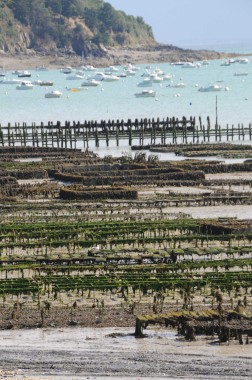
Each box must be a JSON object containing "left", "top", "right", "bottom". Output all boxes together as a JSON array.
[{"left": 0, "top": 45, "right": 247, "bottom": 71}]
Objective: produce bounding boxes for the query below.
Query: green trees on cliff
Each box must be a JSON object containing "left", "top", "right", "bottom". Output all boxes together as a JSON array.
[{"left": 0, "top": 0, "right": 154, "bottom": 55}]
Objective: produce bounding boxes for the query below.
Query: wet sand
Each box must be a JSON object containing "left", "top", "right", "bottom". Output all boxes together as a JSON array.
[{"left": 0, "top": 326, "right": 251, "bottom": 380}]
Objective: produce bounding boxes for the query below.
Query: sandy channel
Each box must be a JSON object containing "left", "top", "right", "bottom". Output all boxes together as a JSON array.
[{"left": 0, "top": 326, "right": 252, "bottom": 380}]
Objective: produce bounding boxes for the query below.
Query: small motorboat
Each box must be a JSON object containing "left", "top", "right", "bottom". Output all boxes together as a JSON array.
[
  {"left": 82, "top": 65, "right": 96, "bottom": 71},
  {"left": 1, "top": 78, "right": 22, "bottom": 84},
  {"left": 81, "top": 79, "right": 100, "bottom": 87},
  {"left": 198, "top": 84, "right": 222, "bottom": 92},
  {"left": 137, "top": 78, "right": 153, "bottom": 87},
  {"left": 12, "top": 70, "right": 23, "bottom": 75},
  {"left": 104, "top": 66, "right": 119, "bottom": 73},
  {"left": 18, "top": 70, "right": 31, "bottom": 78},
  {"left": 149, "top": 75, "right": 163, "bottom": 83},
  {"left": 102, "top": 74, "right": 120, "bottom": 82},
  {"left": 39, "top": 80, "right": 54, "bottom": 86},
  {"left": 181, "top": 62, "right": 196, "bottom": 68},
  {"left": 135, "top": 90, "right": 156, "bottom": 98},
  {"left": 66, "top": 74, "right": 85, "bottom": 80},
  {"left": 162, "top": 74, "right": 173, "bottom": 81},
  {"left": 16, "top": 81, "right": 34, "bottom": 90},
  {"left": 238, "top": 58, "right": 249, "bottom": 64},
  {"left": 45, "top": 90, "right": 62, "bottom": 98},
  {"left": 60, "top": 66, "right": 73, "bottom": 74},
  {"left": 167, "top": 82, "right": 186, "bottom": 88}
]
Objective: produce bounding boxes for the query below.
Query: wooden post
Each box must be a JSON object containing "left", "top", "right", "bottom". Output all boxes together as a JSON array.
[
  {"left": 116, "top": 127, "right": 119, "bottom": 146},
  {"left": 129, "top": 126, "right": 132, "bottom": 146},
  {"left": 135, "top": 318, "right": 144, "bottom": 337},
  {"left": 207, "top": 116, "right": 210, "bottom": 142},
  {"left": 95, "top": 126, "right": 99, "bottom": 147},
  {"left": 105, "top": 127, "right": 109, "bottom": 147}
]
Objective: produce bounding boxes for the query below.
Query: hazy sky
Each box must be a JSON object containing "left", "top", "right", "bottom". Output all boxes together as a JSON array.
[{"left": 105, "top": 0, "right": 252, "bottom": 49}]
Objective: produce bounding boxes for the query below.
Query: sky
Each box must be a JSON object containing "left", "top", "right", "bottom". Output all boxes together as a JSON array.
[{"left": 105, "top": 0, "right": 252, "bottom": 51}]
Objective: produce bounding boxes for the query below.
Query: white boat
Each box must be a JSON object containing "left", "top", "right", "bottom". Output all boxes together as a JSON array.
[
  {"left": 163, "top": 74, "right": 173, "bottom": 81},
  {"left": 60, "top": 67, "right": 72, "bottom": 74},
  {"left": 220, "top": 60, "right": 231, "bottom": 66},
  {"left": 32, "top": 80, "right": 53, "bottom": 86},
  {"left": 168, "top": 82, "right": 186, "bottom": 88},
  {"left": 198, "top": 84, "right": 222, "bottom": 92},
  {"left": 137, "top": 78, "right": 153, "bottom": 87},
  {"left": 66, "top": 74, "right": 85, "bottom": 80},
  {"left": 181, "top": 62, "right": 196, "bottom": 68},
  {"left": 104, "top": 66, "right": 119, "bottom": 73},
  {"left": 16, "top": 81, "right": 34, "bottom": 90},
  {"left": 102, "top": 75, "right": 120, "bottom": 82},
  {"left": 82, "top": 65, "right": 96, "bottom": 71},
  {"left": 135, "top": 90, "right": 156, "bottom": 98},
  {"left": 81, "top": 79, "right": 100, "bottom": 87},
  {"left": 45, "top": 90, "right": 62, "bottom": 98},
  {"left": 18, "top": 70, "right": 31, "bottom": 78},
  {"left": 238, "top": 58, "right": 249, "bottom": 64},
  {"left": 1, "top": 78, "right": 22, "bottom": 84},
  {"left": 91, "top": 72, "right": 105, "bottom": 81},
  {"left": 92, "top": 72, "right": 119, "bottom": 82},
  {"left": 124, "top": 69, "right": 136, "bottom": 76},
  {"left": 12, "top": 70, "right": 23, "bottom": 75},
  {"left": 124, "top": 63, "right": 139, "bottom": 72},
  {"left": 149, "top": 74, "right": 163, "bottom": 83},
  {"left": 170, "top": 61, "right": 185, "bottom": 66},
  {"left": 39, "top": 80, "right": 54, "bottom": 86}
]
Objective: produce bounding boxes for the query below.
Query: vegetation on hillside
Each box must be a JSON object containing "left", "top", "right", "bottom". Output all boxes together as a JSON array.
[{"left": 0, "top": 0, "right": 155, "bottom": 56}]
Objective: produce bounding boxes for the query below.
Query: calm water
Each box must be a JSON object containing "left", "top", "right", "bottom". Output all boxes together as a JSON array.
[{"left": 0, "top": 56, "right": 252, "bottom": 129}]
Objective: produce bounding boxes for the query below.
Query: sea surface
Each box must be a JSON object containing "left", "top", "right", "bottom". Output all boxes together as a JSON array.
[{"left": 0, "top": 55, "right": 252, "bottom": 130}]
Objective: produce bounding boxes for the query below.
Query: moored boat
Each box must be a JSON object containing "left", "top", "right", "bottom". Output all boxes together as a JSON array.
[
  {"left": 1, "top": 78, "right": 22, "bottom": 84},
  {"left": 135, "top": 89, "right": 156, "bottom": 98},
  {"left": 16, "top": 81, "right": 34, "bottom": 90},
  {"left": 39, "top": 80, "right": 54, "bottom": 86},
  {"left": 45, "top": 90, "right": 62, "bottom": 98},
  {"left": 198, "top": 84, "right": 222, "bottom": 92},
  {"left": 18, "top": 70, "right": 31, "bottom": 78},
  {"left": 81, "top": 79, "right": 100, "bottom": 87}
]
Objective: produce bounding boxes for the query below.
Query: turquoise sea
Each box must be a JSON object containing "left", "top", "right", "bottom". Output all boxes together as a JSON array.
[{"left": 1, "top": 55, "right": 252, "bottom": 130}]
